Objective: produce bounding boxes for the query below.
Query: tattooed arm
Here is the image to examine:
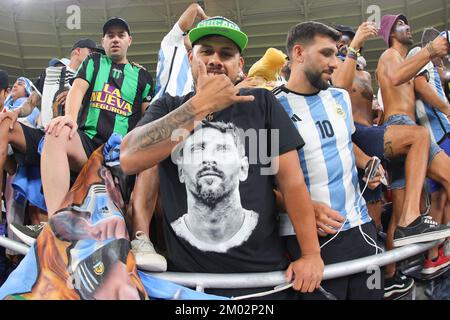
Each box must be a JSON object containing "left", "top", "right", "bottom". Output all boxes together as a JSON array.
[
  {"left": 120, "top": 61, "right": 254, "bottom": 174},
  {"left": 121, "top": 98, "right": 207, "bottom": 174}
]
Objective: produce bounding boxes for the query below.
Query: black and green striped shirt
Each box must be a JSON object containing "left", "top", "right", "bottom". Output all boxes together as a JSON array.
[{"left": 75, "top": 53, "right": 153, "bottom": 146}]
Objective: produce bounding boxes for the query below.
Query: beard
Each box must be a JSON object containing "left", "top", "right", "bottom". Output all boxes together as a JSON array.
[
  {"left": 193, "top": 179, "right": 232, "bottom": 209},
  {"left": 394, "top": 26, "right": 414, "bottom": 46},
  {"left": 305, "top": 67, "right": 330, "bottom": 91},
  {"left": 395, "top": 33, "right": 413, "bottom": 46},
  {"left": 401, "top": 36, "right": 414, "bottom": 46},
  {"left": 192, "top": 166, "right": 237, "bottom": 208}
]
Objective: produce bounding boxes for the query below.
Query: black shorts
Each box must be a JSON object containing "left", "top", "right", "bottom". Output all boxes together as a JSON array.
[
  {"left": 13, "top": 123, "right": 101, "bottom": 166},
  {"left": 352, "top": 123, "right": 386, "bottom": 159},
  {"left": 78, "top": 130, "right": 102, "bottom": 159},
  {"left": 12, "top": 123, "right": 45, "bottom": 166},
  {"left": 286, "top": 222, "right": 384, "bottom": 300}
]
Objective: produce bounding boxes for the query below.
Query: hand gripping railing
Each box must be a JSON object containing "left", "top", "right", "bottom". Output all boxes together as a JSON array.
[{"left": 0, "top": 235, "right": 439, "bottom": 291}]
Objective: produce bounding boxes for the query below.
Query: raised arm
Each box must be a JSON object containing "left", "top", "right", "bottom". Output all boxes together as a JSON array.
[
  {"left": 384, "top": 36, "right": 449, "bottom": 86},
  {"left": 177, "top": 3, "right": 208, "bottom": 32},
  {"left": 332, "top": 22, "right": 378, "bottom": 90}
]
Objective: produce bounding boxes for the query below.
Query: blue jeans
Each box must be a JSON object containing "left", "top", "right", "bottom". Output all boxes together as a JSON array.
[
  {"left": 428, "top": 136, "right": 450, "bottom": 192},
  {"left": 384, "top": 114, "right": 442, "bottom": 190}
]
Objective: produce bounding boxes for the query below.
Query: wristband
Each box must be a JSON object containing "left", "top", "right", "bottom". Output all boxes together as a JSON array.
[
  {"left": 347, "top": 52, "right": 358, "bottom": 60},
  {"left": 347, "top": 46, "right": 360, "bottom": 56}
]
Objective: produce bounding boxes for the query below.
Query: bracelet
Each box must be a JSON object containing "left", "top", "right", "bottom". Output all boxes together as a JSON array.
[
  {"left": 426, "top": 42, "right": 437, "bottom": 59},
  {"left": 347, "top": 52, "right": 358, "bottom": 60},
  {"left": 347, "top": 46, "right": 360, "bottom": 56}
]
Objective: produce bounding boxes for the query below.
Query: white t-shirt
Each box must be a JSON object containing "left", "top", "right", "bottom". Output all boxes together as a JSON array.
[{"left": 39, "top": 65, "right": 76, "bottom": 128}]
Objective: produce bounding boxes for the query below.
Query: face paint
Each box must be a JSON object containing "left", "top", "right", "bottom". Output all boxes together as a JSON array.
[
  {"left": 395, "top": 24, "right": 409, "bottom": 33},
  {"left": 394, "top": 21, "right": 413, "bottom": 45}
]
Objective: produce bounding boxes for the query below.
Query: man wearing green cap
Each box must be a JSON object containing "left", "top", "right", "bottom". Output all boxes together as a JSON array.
[{"left": 121, "top": 16, "right": 323, "bottom": 298}]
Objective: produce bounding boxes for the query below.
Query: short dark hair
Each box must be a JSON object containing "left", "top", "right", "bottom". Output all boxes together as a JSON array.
[
  {"left": 286, "top": 21, "right": 341, "bottom": 58},
  {"left": 201, "top": 121, "right": 245, "bottom": 156},
  {"left": 177, "top": 120, "right": 245, "bottom": 161},
  {"left": 0, "top": 69, "right": 8, "bottom": 90},
  {"left": 421, "top": 27, "right": 440, "bottom": 47}
]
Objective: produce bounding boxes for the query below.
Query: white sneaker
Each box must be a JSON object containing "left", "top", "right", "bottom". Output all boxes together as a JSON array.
[
  {"left": 131, "top": 231, "right": 167, "bottom": 272},
  {"left": 9, "top": 222, "right": 46, "bottom": 246}
]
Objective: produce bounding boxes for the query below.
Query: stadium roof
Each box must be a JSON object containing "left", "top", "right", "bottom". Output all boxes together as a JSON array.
[{"left": 0, "top": 0, "right": 448, "bottom": 89}]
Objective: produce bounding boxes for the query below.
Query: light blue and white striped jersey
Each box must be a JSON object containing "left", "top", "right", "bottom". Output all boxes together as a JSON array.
[
  {"left": 408, "top": 46, "right": 450, "bottom": 143},
  {"left": 152, "top": 23, "right": 193, "bottom": 102},
  {"left": 274, "top": 85, "right": 370, "bottom": 230}
]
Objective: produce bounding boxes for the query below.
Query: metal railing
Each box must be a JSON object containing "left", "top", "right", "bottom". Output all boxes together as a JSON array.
[
  {"left": 0, "top": 235, "right": 439, "bottom": 291},
  {"left": 0, "top": 236, "right": 29, "bottom": 255},
  {"left": 147, "top": 241, "right": 438, "bottom": 290}
]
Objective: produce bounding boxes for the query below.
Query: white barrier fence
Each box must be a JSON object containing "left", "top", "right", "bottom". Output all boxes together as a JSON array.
[{"left": 0, "top": 235, "right": 439, "bottom": 292}]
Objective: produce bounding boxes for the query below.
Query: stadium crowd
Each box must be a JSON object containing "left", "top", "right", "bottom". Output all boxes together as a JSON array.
[{"left": 0, "top": 2, "right": 450, "bottom": 300}]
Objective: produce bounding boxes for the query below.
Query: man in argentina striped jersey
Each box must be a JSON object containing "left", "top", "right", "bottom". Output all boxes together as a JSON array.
[
  {"left": 273, "top": 21, "right": 386, "bottom": 300},
  {"left": 407, "top": 28, "right": 450, "bottom": 275},
  {"left": 152, "top": 3, "right": 207, "bottom": 102}
]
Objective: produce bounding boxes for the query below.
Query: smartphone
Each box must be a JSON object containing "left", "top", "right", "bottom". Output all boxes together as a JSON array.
[
  {"left": 440, "top": 30, "right": 450, "bottom": 44},
  {"left": 364, "top": 157, "right": 388, "bottom": 186},
  {"left": 364, "top": 157, "right": 380, "bottom": 181}
]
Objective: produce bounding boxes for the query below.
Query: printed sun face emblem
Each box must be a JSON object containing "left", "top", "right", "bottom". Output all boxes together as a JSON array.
[
  {"left": 335, "top": 103, "right": 346, "bottom": 119},
  {"left": 93, "top": 261, "right": 105, "bottom": 276}
]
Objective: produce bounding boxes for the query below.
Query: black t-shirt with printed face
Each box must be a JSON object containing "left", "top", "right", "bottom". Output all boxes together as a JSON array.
[{"left": 137, "top": 88, "right": 304, "bottom": 275}]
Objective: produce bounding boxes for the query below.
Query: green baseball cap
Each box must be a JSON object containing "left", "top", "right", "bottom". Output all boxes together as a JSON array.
[{"left": 188, "top": 16, "right": 248, "bottom": 52}]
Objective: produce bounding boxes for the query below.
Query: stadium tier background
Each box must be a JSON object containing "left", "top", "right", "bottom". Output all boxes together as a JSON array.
[{"left": 0, "top": 0, "right": 449, "bottom": 90}]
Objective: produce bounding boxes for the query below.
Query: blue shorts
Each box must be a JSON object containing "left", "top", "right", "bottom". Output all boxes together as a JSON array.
[
  {"left": 352, "top": 123, "right": 386, "bottom": 159},
  {"left": 384, "top": 114, "right": 442, "bottom": 190},
  {"left": 428, "top": 136, "right": 450, "bottom": 193},
  {"left": 352, "top": 123, "right": 386, "bottom": 202}
]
